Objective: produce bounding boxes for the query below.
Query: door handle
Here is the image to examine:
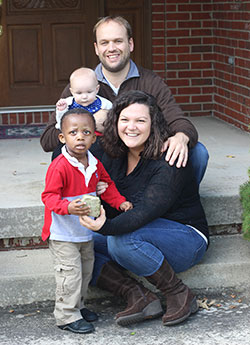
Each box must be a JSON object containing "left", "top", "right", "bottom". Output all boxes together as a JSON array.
[{"left": 0, "top": 25, "right": 3, "bottom": 36}]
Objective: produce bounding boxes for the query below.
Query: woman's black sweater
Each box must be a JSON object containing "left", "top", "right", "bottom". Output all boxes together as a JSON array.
[{"left": 97, "top": 152, "right": 209, "bottom": 243}]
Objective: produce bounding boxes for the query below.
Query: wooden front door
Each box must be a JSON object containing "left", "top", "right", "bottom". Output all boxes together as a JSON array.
[
  {"left": 102, "top": 0, "right": 152, "bottom": 70},
  {"left": 0, "top": 0, "right": 100, "bottom": 107},
  {"left": 0, "top": 0, "right": 151, "bottom": 107}
]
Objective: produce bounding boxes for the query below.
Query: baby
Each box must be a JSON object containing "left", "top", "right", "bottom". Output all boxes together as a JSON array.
[{"left": 55, "top": 67, "right": 112, "bottom": 132}]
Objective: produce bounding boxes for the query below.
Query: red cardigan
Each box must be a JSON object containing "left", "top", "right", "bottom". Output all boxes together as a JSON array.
[{"left": 41, "top": 154, "right": 126, "bottom": 241}]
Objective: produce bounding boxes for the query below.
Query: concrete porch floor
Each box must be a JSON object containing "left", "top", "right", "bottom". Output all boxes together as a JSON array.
[{"left": 0, "top": 116, "right": 250, "bottom": 307}]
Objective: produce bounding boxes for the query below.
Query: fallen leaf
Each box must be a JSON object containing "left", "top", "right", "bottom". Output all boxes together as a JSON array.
[
  {"left": 23, "top": 312, "right": 37, "bottom": 317},
  {"left": 40, "top": 162, "right": 47, "bottom": 165},
  {"left": 16, "top": 254, "right": 27, "bottom": 258},
  {"left": 9, "top": 309, "right": 14, "bottom": 313},
  {"left": 197, "top": 298, "right": 210, "bottom": 310},
  {"left": 226, "top": 155, "right": 235, "bottom": 158},
  {"left": 207, "top": 299, "right": 216, "bottom": 307}
]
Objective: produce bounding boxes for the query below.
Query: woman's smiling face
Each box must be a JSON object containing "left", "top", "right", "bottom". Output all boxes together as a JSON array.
[{"left": 117, "top": 103, "right": 151, "bottom": 152}]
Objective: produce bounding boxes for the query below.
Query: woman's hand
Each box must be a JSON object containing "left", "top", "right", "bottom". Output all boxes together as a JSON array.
[
  {"left": 79, "top": 206, "right": 106, "bottom": 231},
  {"left": 96, "top": 181, "right": 108, "bottom": 196}
]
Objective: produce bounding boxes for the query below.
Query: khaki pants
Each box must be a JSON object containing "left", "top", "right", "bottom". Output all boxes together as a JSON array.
[{"left": 49, "top": 240, "right": 94, "bottom": 326}]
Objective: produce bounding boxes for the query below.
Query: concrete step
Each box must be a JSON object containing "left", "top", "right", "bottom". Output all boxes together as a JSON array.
[
  {"left": 0, "top": 234, "right": 250, "bottom": 307},
  {"left": 0, "top": 116, "right": 250, "bottom": 307},
  {"left": 192, "top": 117, "right": 249, "bottom": 230},
  {"left": 0, "top": 116, "right": 249, "bottom": 247}
]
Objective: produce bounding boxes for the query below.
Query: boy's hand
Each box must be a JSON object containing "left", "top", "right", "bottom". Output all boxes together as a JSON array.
[
  {"left": 68, "top": 199, "right": 91, "bottom": 216},
  {"left": 120, "top": 201, "right": 133, "bottom": 212},
  {"left": 56, "top": 98, "right": 68, "bottom": 112}
]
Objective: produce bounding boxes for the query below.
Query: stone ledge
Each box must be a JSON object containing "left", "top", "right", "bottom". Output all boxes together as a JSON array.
[
  {"left": 0, "top": 195, "right": 243, "bottom": 240},
  {"left": 0, "top": 235, "right": 250, "bottom": 308}
]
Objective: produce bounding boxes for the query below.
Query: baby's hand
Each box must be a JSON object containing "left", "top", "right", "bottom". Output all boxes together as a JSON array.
[
  {"left": 120, "top": 201, "right": 133, "bottom": 212},
  {"left": 56, "top": 98, "right": 68, "bottom": 112},
  {"left": 68, "top": 199, "right": 91, "bottom": 216}
]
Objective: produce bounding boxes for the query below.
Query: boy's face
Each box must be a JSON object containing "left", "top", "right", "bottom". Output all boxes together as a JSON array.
[
  {"left": 59, "top": 113, "right": 96, "bottom": 160},
  {"left": 70, "top": 75, "right": 99, "bottom": 107}
]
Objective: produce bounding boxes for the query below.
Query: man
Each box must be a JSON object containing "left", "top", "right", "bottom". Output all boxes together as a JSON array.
[{"left": 40, "top": 16, "right": 208, "bottom": 183}]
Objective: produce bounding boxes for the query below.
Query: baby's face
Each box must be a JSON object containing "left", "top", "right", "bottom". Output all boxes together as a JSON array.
[{"left": 70, "top": 75, "right": 99, "bottom": 107}]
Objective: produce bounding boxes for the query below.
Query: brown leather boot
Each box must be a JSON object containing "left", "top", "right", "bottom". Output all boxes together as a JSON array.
[
  {"left": 145, "top": 260, "right": 198, "bottom": 326},
  {"left": 96, "top": 261, "right": 163, "bottom": 326}
]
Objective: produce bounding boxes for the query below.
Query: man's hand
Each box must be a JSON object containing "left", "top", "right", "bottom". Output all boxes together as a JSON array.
[
  {"left": 79, "top": 206, "right": 106, "bottom": 231},
  {"left": 93, "top": 109, "right": 108, "bottom": 133},
  {"left": 163, "top": 132, "right": 189, "bottom": 168},
  {"left": 68, "top": 199, "right": 90, "bottom": 216}
]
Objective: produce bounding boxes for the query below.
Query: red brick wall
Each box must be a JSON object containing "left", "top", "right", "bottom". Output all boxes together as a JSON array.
[
  {"left": 0, "top": 110, "right": 51, "bottom": 125},
  {"left": 152, "top": 0, "right": 250, "bottom": 131},
  {"left": 213, "top": 1, "right": 250, "bottom": 131},
  {"left": 1, "top": 1, "right": 249, "bottom": 131}
]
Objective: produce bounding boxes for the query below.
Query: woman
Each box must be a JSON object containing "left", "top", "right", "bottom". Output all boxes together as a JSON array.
[{"left": 79, "top": 90, "right": 209, "bottom": 327}]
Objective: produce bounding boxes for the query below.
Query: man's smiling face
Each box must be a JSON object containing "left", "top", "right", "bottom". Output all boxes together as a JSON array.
[{"left": 94, "top": 20, "right": 134, "bottom": 73}]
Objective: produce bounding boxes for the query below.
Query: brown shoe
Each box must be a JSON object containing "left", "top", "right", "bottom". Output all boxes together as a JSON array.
[
  {"left": 161, "top": 285, "right": 198, "bottom": 325},
  {"left": 115, "top": 285, "right": 163, "bottom": 326},
  {"left": 96, "top": 261, "right": 163, "bottom": 326},
  {"left": 145, "top": 260, "right": 199, "bottom": 326}
]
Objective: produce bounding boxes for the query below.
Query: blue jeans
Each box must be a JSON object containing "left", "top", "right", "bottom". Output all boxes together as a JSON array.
[
  {"left": 91, "top": 219, "right": 207, "bottom": 284},
  {"left": 189, "top": 142, "right": 209, "bottom": 185},
  {"left": 91, "top": 232, "right": 111, "bottom": 285}
]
